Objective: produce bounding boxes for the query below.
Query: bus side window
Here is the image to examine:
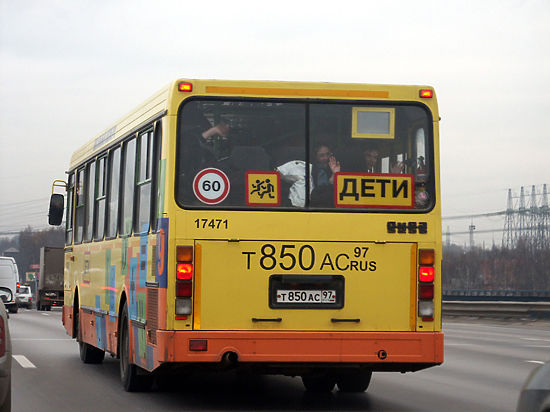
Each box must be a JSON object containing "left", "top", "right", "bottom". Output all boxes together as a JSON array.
[
  {"left": 84, "top": 161, "right": 95, "bottom": 243},
  {"left": 120, "top": 137, "right": 137, "bottom": 237},
  {"left": 135, "top": 128, "right": 154, "bottom": 234},
  {"left": 151, "top": 121, "right": 162, "bottom": 233},
  {"left": 65, "top": 173, "right": 74, "bottom": 245},
  {"left": 94, "top": 156, "right": 107, "bottom": 241},
  {"left": 74, "top": 168, "right": 85, "bottom": 244},
  {"left": 106, "top": 147, "right": 121, "bottom": 239}
]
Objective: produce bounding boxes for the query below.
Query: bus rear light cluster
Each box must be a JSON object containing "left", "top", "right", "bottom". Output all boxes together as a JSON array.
[
  {"left": 418, "top": 249, "right": 435, "bottom": 321},
  {"left": 176, "top": 246, "right": 193, "bottom": 317}
]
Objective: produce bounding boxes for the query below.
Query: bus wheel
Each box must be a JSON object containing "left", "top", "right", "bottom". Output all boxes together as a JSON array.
[
  {"left": 119, "top": 303, "right": 153, "bottom": 392},
  {"left": 77, "top": 310, "right": 105, "bottom": 364},
  {"left": 301, "top": 374, "right": 336, "bottom": 392},
  {"left": 336, "top": 370, "right": 372, "bottom": 393}
]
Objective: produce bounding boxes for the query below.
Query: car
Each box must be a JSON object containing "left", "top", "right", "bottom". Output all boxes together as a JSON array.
[
  {"left": 517, "top": 361, "right": 550, "bottom": 412},
  {"left": 0, "top": 293, "right": 12, "bottom": 411},
  {"left": 16, "top": 285, "right": 33, "bottom": 309},
  {"left": 0, "top": 257, "right": 19, "bottom": 314}
]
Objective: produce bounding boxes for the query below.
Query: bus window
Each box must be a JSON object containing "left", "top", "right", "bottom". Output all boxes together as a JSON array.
[
  {"left": 135, "top": 129, "right": 154, "bottom": 234},
  {"left": 309, "top": 103, "right": 433, "bottom": 210},
  {"left": 121, "top": 137, "right": 136, "bottom": 236},
  {"left": 94, "top": 156, "right": 107, "bottom": 240},
  {"left": 84, "top": 161, "right": 95, "bottom": 242},
  {"left": 106, "top": 147, "right": 121, "bottom": 239},
  {"left": 151, "top": 121, "right": 162, "bottom": 232},
  {"left": 177, "top": 100, "right": 306, "bottom": 208},
  {"left": 74, "top": 168, "right": 85, "bottom": 244},
  {"left": 65, "top": 173, "right": 74, "bottom": 245}
]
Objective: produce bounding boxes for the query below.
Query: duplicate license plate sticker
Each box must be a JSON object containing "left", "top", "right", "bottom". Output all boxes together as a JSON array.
[{"left": 276, "top": 290, "right": 336, "bottom": 304}]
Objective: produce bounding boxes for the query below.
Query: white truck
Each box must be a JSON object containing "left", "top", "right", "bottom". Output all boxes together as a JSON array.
[{"left": 0, "top": 256, "right": 19, "bottom": 313}]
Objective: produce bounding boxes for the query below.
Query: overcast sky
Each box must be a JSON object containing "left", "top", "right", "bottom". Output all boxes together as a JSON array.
[{"left": 1, "top": 0, "right": 549, "bottom": 245}]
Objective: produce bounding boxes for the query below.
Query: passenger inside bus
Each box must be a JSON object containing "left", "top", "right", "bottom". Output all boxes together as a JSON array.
[
  {"left": 310, "top": 142, "right": 340, "bottom": 207},
  {"left": 361, "top": 145, "right": 405, "bottom": 174}
]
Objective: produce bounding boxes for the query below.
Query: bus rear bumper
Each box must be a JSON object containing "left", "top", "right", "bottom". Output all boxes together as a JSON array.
[{"left": 156, "top": 331, "right": 444, "bottom": 367}]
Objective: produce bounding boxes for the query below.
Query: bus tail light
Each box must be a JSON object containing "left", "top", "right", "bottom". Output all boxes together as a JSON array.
[
  {"left": 419, "top": 266, "right": 435, "bottom": 283},
  {"left": 418, "top": 300, "right": 434, "bottom": 320},
  {"left": 419, "top": 249, "right": 435, "bottom": 265},
  {"left": 177, "top": 281, "right": 192, "bottom": 297},
  {"left": 418, "top": 249, "right": 435, "bottom": 322},
  {"left": 176, "top": 263, "right": 193, "bottom": 280},
  {"left": 419, "top": 284, "right": 434, "bottom": 299},
  {"left": 176, "top": 246, "right": 193, "bottom": 317},
  {"left": 176, "top": 297, "right": 192, "bottom": 315}
]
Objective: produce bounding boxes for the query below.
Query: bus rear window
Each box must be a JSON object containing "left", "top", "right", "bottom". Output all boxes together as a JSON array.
[{"left": 176, "top": 99, "right": 433, "bottom": 212}]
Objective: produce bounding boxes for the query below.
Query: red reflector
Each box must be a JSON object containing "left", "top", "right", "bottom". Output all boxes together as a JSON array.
[
  {"left": 178, "top": 82, "right": 193, "bottom": 92},
  {"left": 422, "top": 317, "right": 434, "bottom": 322},
  {"left": 175, "top": 315, "right": 188, "bottom": 320},
  {"left": 176, "top": 263, "right": 193, "bottom": 280},
  {"left": 419, "top": 266, "right": 435, "bottom": 282},
  {"left": 419, "top": 89, "right": 433, "bottom": 98},
  {"left": 419, "top": 284, "right": 434, "bottom": 299},
  {"left": 189, "top": 339, "right": 208, "bottom": 351},
  {"left": 176, "top": 280, "right": 192, "bottom": 297}
]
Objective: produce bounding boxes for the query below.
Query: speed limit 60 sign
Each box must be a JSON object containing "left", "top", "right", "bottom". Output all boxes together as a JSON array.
[{"left": 193, "top": 168, "right": 230, "bottom": 204}]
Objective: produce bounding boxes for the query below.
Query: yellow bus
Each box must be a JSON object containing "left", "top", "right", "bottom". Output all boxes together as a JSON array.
[{"left": 49, "top": 79, "right": 443, "bottom": 392}]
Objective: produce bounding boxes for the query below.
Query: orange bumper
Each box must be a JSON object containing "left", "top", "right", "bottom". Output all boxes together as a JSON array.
[{"left": 156, "top": 331, "right": 443, "bottom": 365}]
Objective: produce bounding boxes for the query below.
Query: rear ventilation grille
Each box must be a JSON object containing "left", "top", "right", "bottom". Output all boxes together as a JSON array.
[{"left": 146, "top": 287, "right": 158, "bottom": 344}]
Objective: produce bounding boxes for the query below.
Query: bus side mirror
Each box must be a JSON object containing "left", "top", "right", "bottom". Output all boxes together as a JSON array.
[{"left": 48, "top": 193, "right": 64, "bottom": 226}]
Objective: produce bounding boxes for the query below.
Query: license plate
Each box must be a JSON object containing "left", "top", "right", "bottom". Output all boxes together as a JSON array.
[
  {"left": 269, "top": 275, "right": 344, "bottom": 309},
  {"left": 276, "top": 290, "right": 336, "bottom": 304}
]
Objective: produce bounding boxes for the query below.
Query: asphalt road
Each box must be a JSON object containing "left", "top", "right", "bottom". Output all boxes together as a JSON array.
[{"left": 9, "top": 308, "right": 550, "bottom": 412}]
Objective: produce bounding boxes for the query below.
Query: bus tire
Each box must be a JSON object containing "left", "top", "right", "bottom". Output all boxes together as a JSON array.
[
  {"left": 336, "top": 370, "right": 372, "bottom": 393},
  {"left": 301, "top": 374, "right": 336, "bottom": 392},
  {"left": 77, "top": 309, "right": 105, "bottom": 364},
  {"left": 120, "top": 303, "right": 153, "bottom": 392}
]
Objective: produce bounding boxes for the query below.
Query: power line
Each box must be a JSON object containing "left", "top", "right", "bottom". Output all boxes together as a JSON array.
[{"left": 443, "top": 211, "right": 506, "bottom": 220}]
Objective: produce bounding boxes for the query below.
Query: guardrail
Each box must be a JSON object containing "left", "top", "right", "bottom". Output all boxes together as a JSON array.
[
  {"left": 443, "top": 301, "right": 550, "bottom": 320},
  {"left": 444, "top": 289, "right": 550, "bottom": 302}
]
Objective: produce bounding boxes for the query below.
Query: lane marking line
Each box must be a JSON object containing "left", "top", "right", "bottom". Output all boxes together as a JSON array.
[
  {"left": 523, "top": 345, "right": 550, "bottom": 348},
  {"left": 13, "top": 355, "right": 37, "bottom": 368},
  {"left": 526, "top": 360, "right": 545, "bottom": 365},
  {"left": 445, "top": 343, "right": 475, "bottom": 347},
  {"left": 521, "top": 338, "right": 550, "bottom": 342},
  {"left": 41, "top": 313, "right": 49, "bottom": 316}
]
